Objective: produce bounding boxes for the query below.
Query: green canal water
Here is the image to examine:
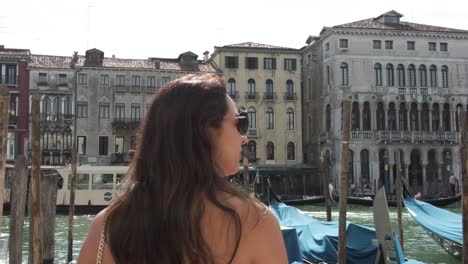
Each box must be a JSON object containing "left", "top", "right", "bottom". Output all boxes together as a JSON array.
[{"left": 0, "top": 203, "right": 462, "bottom": 264}]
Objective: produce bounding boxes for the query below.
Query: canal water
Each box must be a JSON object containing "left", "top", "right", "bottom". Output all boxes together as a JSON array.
[{"left": 1, "top": 203, "right": 462, "bottom": 264}]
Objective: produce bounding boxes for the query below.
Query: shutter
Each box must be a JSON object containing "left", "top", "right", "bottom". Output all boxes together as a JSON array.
[
  {"left": 272, "top": 58, "right": 276, "bottom": 70},
  {"left": 235, "top": 57, "right": 238, "bottom": 68},
  {"left": 225, "top": 57, "right": 228, "bottom": 68},
  {"left": 293, "top": 59, "right": 297, "bottom": 71}
]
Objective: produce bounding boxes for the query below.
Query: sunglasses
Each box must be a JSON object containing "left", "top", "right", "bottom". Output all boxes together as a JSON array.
[{"left": 224, "top": 111, "right": 249, "bottom": 135}]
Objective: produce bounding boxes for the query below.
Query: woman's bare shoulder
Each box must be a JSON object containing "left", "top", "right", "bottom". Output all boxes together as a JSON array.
[{"left": 77, "top": 208, "right": 110, "bottom": 263}]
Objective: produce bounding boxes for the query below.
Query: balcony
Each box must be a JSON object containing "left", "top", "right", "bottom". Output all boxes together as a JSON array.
[
  {"left": 131, "top": 85, "right": 141, "bottom": 93},
  {"left": 376, "top": 131, "right": 458, "bottom": 144},
  {"left": 146, "top": 86, "right": 158, "bottom": 93},
  {"left": 114, "top": 85, "right": 127, "bottom": 92},
  {"left": 247, "top": 129, "right": 258, "bottom": 138},
  {"left": 263, "top": 92, "right": 277, "bottom": 101},
  {"left": 8, "top": 114, "right": 18, "bottom": 126},
  {"left": 284, "top": 92, "right": 297, "bottom": 101},
  {"left": 111, "top": 118, "right": 141, "bottom": 129},
  {"left": 111, "top": 152, "right": 134, "bottom": 164},
  {"left": 0, "top": 75, "right": 18, "bottom": 85},
  {"left": 57, "top": 82, "right": 68, "bottom": 87},
  {"left": 41, "top": 114, "right": 73, "bottom": 123},
  {"left": 350, "top": 131, "right": 375, "bottom": 141},
  {"left": 245, "top": 92, "right": 258, "bottom": 101},
  {"left": 37, "top": 80, "right": 48, "bottom": 86},
  {"left": 228, "top": 91, "right": 239, "bottom": 100}
]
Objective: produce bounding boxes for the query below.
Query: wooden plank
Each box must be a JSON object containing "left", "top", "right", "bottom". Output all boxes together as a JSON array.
[
  {"left": 338, "top": 100, "right": 351, "bottom": 264},
  {"left": 0, "top": 85, "right": 10, "bottom": 235},
  {"left": 8, "top": 156, "right": 28, "bottom": 264}
]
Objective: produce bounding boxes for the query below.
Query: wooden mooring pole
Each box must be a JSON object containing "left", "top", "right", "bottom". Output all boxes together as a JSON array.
[
  {"left": 322, "top": 158, "right": 332, "bottom": 222},
  {"left": 31, "top": 95, "right": 43, "bottom": 264},
  {"left": 396, "top": 150, "right": 404, "bottom": 249},
  {"left": 42, "top": 171, "right": 58, "bottom": 264},
  {"left": 458, "top": 106, "right": 468, "bottom": 263},
  {"left": 68, "top": 149, "right": 78, "bottom": 262},
  {"left": 0, "top": 85, "right": 10, "bottom": 235},
  {"left": 9, "top": 156, "right": 28, "bottom": 264},
  {"left": 338, "top": 100, "right": 351, "bottom": 264}
]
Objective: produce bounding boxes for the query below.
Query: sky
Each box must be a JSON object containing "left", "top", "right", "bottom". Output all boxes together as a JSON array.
[{"left": 1, "top": 0, "right": 467, "bottom": 59}]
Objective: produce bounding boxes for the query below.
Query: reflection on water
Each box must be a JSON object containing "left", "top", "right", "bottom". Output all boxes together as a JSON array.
[{"left": 0, "top": 203, "right": 462, "bottom": 264}]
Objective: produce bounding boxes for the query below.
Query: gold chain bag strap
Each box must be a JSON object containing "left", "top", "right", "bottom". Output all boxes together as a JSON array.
[{"left": 96, "top": 228, "right": 105, "bottom": 264}]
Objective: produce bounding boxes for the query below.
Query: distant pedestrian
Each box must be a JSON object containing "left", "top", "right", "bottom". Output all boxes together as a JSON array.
[{"left": 449, "top": 173, "right": 458, "bottom": 196}]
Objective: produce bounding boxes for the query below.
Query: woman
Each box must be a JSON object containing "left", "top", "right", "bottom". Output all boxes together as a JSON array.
[{"left": 78, "top": 74, "right": 288, "bottom": 263}]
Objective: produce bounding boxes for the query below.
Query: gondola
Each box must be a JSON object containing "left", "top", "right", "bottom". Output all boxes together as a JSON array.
[
  {"left": 331, "top": 190, "right": 461, "bottom": 207},
  {"left": 280, "top": 195, "right": 325, "bottom": 206}
]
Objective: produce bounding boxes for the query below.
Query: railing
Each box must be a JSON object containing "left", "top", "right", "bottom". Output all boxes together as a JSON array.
[
  {"left": 263, "top": 92, "right": 277, "bottom": 101},
  {"left": 41, "top": 114, "right": 73, "bottom": 123},
  {"left": 131, "top": 85, "right": 141, "bottom": 92},
  {"left": 8, "top": 114, "right": 17, "bottom": 126},
  {"left": 245, "top": 92, "right": 258, "bottom": 100},
  {"left": 409, "top": 87, "right": 417, "bottom": 94},
  {"left": 350, "top": 131, "right": 374, "bottom": 141},
  {"left": 0, "top": 75, "right": 18, "bottom": 85},
  {"left": 111, "top": 118, "right": 141, "bottom": 128},
  {"left": 284, "top": 92, "right": 297, "bottom": 101},
  {"left": 110, "top": 152, "right": 134, "bottom": 164},
  {"left": 376, "top": 131, "right": 458, "bottom": 143},
  {"left": 37, "top": 80, "right": 48, "bottom": 86},
  {"left": 229, "top": 91, "right": 240, "bottom": 100},
  {"left": 247, "top": 129, "right": 258, "bottom": 138},
  {"left": 146, "top": 86, "right": 157, "bottom": 93},
  {"left": 420, "top": 88, "right": 428, "bottom": 94},
  {"left": 398, "top": 88, "right": 406, "bottom": 94},
  {"left": 114, "top": 85, "right": 127, "bottom": 92},
  {"left": 57, "top": 82, "right": 68, "bottom": 87}
]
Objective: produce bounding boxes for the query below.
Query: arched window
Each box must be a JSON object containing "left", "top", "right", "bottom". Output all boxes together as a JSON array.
[
  {"left": 374, "top": 63, "right": 382, "bottom": 86},
  {"left": 266, "top": 142, "right": 275, "bottom": 160},
  {"left": 432, "top": 103, "right": 440, "bottom": 131},
  {"left": 286, "top": 80, "right": 294, "bottom": 98},
  {"left": 410, "top": 103, "right": 419, "bottom": 131},
  {"left": 238, "top": 107, "right": 245, "bottom": 113},
  {"left": 248, "top": 107, "right": 256, "bottom": 129},
  {"left": 441, "top": 65, "right": 448, "bottom": 88},
  {"left": 351, "top": 102, "right": 360, "bottom": 130},
  {"left": 443, "top": 103, "right": 450, "bottom": 131},
  {"left": 397, "top": 64, "right": 405, "bottom": 87},
  {"left": 266, "top": 107, "right": 274, "bottom": 130},
  {"left": 399, "top": 103, "right": 407, "bottom": 131},
  {"left": 408, "top": 64, "right": 416, "bottom": 87},
  {"left": 248, "top": 79, "right": 256, "bottom": 97},
  {"left": 248, "top": 141, "right": 257, "bottom": 161},
  {"left": 63, "top": 127, "right": 72, "bottom": 150},
  {"left": 287, "top": 142, "right": 295, "bottom": 160},
  {"left": 430, "top": 65, "right": 437, "bottom": 87},
  {"left": 377, "top": 102, "right": 385, "bottom": 130},
  {"left": 362, "top": 102, "right": 371, "bottom": 130},
  {"left": 326, "top": 105, "right": 331, "bottom": 132},
  {"left": 227, "top": 78, "right": 236, "bottom": 98},
  {"left": 456, "top": 104, "right": 462, "bottom": 132},
  {"left": 286, "top": 108, "right": 294, "bottom": 130},
  {"left": 360, "top": 149, "right": 370, "bottom": 183},
  {"left": 388, "top": 102, "right": 396, "bottom": 130},
  {"left": 421, "top": 103, "right": 430, "bottom": 131},
  {"left": 419, "top": 65, "right": 427, "bottom": 87},
  {"left": 386, "top": 64, "right": 394, "bottom": 86},
  {"left": 266, "top": 79, "right": 274, "bottom": 98},
  {"left": 340, "top": 62, "right": 349, "bottom": 86}
]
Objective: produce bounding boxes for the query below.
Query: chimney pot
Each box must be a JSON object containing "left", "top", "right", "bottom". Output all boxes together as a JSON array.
[{"left": 203, "top": 51, "right": 209, "bottom": 62}]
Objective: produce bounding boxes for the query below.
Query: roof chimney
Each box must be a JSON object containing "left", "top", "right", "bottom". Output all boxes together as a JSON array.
[
  {"left": 203, "top": 51, "right": 209, "bottom": 62},
  {"left": 154, "top": 59, "right": 161, "bottom": 69},
  {"left": 0, "top": 45, "right": 4, "bottom": 49},
  {"left": 112, "top": 54, "right": 115, "bottom": 59}
]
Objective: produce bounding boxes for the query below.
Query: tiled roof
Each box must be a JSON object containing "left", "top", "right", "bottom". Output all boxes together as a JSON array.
[
  {"left": 30, "top": 54, "right": 73, "bottom": 69},
  {"left": 333, "top": 18, "right": 468, "bottom": 34},
  {"left": 0, "top": 48, "right": 30, "bottom": 57},
  {"left": 221, "top": 42, "right": 297, "bottom": 50}
]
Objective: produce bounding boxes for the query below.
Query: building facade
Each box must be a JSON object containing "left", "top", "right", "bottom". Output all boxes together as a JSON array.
[
  {"left": 0, "top": 45, "right": 30, "bottom": 163},
  {"left": 305, "top": 11, "right": 468, "bottom": 197},
  {"left": 70, "top": 49, "right": 218, "bottom": 165},
  {"left": 211, "top": 42, "right": 307, "bottom": 193}
]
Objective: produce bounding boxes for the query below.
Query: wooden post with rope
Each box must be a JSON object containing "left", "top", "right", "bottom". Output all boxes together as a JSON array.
[
  {"left": 338, "top": 100, "right": 351, "bottom": 264},
  {"left": 0, "top": 85, "right": 10, "bottom": 235},
  {"left": 396, "top": 150, "right": 404, "bottom": 249}
]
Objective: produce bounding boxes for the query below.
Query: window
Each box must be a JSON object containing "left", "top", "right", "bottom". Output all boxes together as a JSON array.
[
  {"left": 363, "top": 102, "right": 371, "bottom": 130},
  {"left": 248, "top": 107, "right": 256, "bottom": 129},
  {"left": 162, "top": 76, "right": 171, "bottom": 86},
  {"left": 39, "top": 73, "right": 47, "bottom": 85},
  {"left": 100, "top": 74, "right": 109, "bottom": 86},
  {"left": 77, "top": 136, "right": 87, "bottom": 155},
  {"left": 287, "top": 142, "right": 295, "bottom": 160},
  {"left": 397, "top": 64, "right": 405, "bottom": 87},
  {"left": 64, "top": 95, "right": 72, "bottom": 117},
  {"left": 6, "top": 65, "right": 17, "bottom": 85},
  {"left": 115, "top": 103, "right": 125, "bottom": 120},
  {"left": 266, "top": 107, "right": 274, "bottom": 130},
  {"left": 325, "top": 42, "right": 330, "bottom": 51},
  {"left": 286, "top": 108, "right": 294, "bottom": 130},
  {"left": 385, "top": 40, "right": 393, "bottom": 50},
  {"left": 441, "top": 65, "right": 448, "bottom": 88},
  {"left": 266, "top": 79, "right": 274, "bottom": 98},
  {"left": 326, "top": 65, "right": 330, "bottom": 84},
  {"left": 98, "top": 136, "right": 109, "bottom": 156},
  {"left": 131, "top": 75, "right": 140, "bottom": 88},
  {"left": 247, "top": 79, "right": 256, "bottom": 98},
  {"left": 78, "top": 73, "right": 88, "bottom": 85},
  {"left": 68, "top": 174, "right": 90, "bottom": 190},
  {"left": 340, "top": 62, "right": 348, "bottom": 86},
  {"left": 63, "top": 128, "right": 72, "bottom": 150},
  {"left": 246, "top": 57, "right": 258, "bottom": 69},
  {"left": 58, "top": 74, "right": 67, "bottom": 85},
  {"left": 407, "top": 41, "right": 415, "bottom": 50},
  {"left": 92, "top": 174, "right": 113, "bottom": 190},
  {"left": 247, "top": 141, "right": 256, "bottom": 161},
  {"left": 99, "top": 102, "right": 110, "bottom": 119},
  {"left": 339, "top": 39, "right": 348, "bottom": 48},
  {"left": 286, "top": 80, "right": 294, "bottom": 98},
  {"left": 116, "top": 75, "right": 125, "bottom": 87},
  {"left": 429, "top": 42, "right": 436, "bottom": 51},
  {"left": 115, "top": 137, "right": 124, "bottom": 153},
  {"left": 131, "top": 104, "right": 141, "bottom": 121},
  {"left": 130, "top": 136, "right": 137, "bottom": 150},
  {"left": 147, "top": 76, "right": 156, "bottom": 88},
  {"left": 326, "top": 105, "right": 331, "bottom": 132},
  {"left": 351, "top": 102, "right": 360, "bottom": 130},
  {"left": 440, "top": 43, "right": 448, "bottom": 52},
  {"left": 77, "top": 102, "right": 88, "bottom": 118},
  {"left": 225, "top": 56, "right": 239, "bottom": 68},
  {"left": 266, "top": 142, "right": 275, "bottom": 160},
  {"left": 386, "top": 64, "right": 394, "bottom": 86},
  {"left": 374, "top": 63, "right": 382, "bottom": 86},
  {"left": 228, "top": 78, "right": 236, "bottom": 98},
  {"left": 373, "top": 40, "right": 381, "bottom": 49},
  {"left": 264, "top": 58, "right": 276, "bottom": 70},
  {"left": 419, "top": 65, "right": 427, "bottom": 87},
  {"left": 284, "top": 59, "right": 297, "bottom": 71},
  {"left": 430, "top": 65, "right": 437, "bottom": 87},
  {"left": 408, "top": 64, "right": 416, "bottom": 87}
]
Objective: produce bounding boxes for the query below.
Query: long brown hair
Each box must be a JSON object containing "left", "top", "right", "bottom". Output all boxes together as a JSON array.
[{"left": 105, "top": 74, "right": 248, "bottom": 263}]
